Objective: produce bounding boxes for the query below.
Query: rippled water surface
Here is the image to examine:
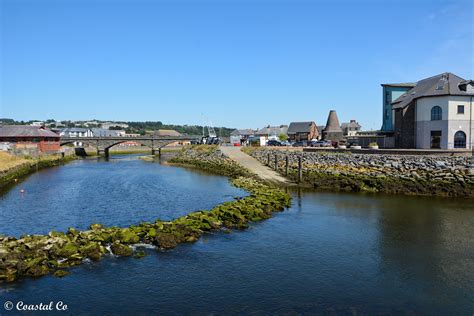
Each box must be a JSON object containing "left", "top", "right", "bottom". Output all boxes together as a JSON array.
[
  {"left": 1, "top": 156, "right": 473, "bottom": 315},
  {"left": 0, "top": 155, "right": 246, "bottom": 237}
]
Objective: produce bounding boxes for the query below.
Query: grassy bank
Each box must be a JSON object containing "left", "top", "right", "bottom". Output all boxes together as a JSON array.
[
  {"left": 0, "top": 145, "right": 291, "bottom": 283},
  {"left": 0, "top": 153, "right": 76, "bottom": 190}
]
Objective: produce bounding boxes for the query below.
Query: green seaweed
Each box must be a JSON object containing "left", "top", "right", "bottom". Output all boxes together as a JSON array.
[{"left": 0, "top": 147, "right": 291, "bottom": 283}]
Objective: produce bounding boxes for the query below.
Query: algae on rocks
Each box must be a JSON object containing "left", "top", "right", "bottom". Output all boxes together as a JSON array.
[{"left": 0, "top": 146, "right": 291, "bottom": 283}]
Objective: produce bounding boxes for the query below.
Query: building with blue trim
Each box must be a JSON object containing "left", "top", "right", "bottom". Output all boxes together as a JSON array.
[{"left": 381, "top": 83, "right": 416, "bottom": 132}]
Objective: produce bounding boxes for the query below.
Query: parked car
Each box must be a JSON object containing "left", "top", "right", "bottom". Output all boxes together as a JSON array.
[
  {"left": 280, "top": 141, "right": 292, "bottom": 146},
  {"left": 311, "top": 140, "right": 332, "bottom": 147},
  {"left": 267, "top": 140, "right": 282, "bottom": 146},
  {"left": 292, "top": 141, "right": 306, "bottom": 147}
]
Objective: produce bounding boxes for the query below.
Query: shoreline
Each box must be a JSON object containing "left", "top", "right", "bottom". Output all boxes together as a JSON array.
[
  {"left": 0, "top": 155, "right": 77, "bottom": 192},
  {"left": 0, "top": 146, "right": 291, "bottom": 283},
  {"left": 243, "top": 147, "right": 474, "bottom": 197}
]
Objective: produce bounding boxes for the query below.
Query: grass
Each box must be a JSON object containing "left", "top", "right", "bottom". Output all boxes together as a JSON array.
[{"left": 0, "top": 152, "right": 28, "bottom": 172}]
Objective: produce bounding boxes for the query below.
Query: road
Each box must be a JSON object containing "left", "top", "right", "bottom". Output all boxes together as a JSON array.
[{"left": 219, "top": 146, "right": 292, "bottom": 185}]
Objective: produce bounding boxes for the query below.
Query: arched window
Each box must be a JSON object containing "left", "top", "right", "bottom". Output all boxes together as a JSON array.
[
  {"left": 431, "top": 106, "right": 442, "bottom": 121},
  {"left": 454, "top": 131, "right": 466, "bottom": 148}
]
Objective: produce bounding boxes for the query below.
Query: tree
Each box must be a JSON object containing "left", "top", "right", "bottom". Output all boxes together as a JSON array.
[{"left": 279, "top": 134, "right": 288, "bottom": 141}]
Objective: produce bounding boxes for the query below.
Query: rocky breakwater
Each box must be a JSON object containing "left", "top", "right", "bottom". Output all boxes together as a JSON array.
[
  {"left": 249, "top": 149, "right": 474, "bottom": 197},
  {"left": 0, "top": 146, "right": 291, "bottom": 283},
  {"left": 169, "top": 145, "right": 254, "bottom": 178}
]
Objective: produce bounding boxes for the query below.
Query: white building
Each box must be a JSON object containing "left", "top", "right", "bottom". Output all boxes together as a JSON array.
[
  {"left": 392, "top": 73, "right": 473, "bottom": 149},
  {"left": 59, "top": 128, "right": 93, "bottom": 138},
  {"left": 341, "top": 120, "right": 361, "bottom": 137}
]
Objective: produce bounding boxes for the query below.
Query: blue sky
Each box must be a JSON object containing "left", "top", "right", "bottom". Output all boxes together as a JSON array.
[{"left": 1, "top": 0, "right": 472, "bottom": 130}]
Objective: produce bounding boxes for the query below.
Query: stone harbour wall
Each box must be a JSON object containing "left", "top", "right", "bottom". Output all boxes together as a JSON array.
[{"left": 248, "top": 148, "right": 474, "bottom": 197}]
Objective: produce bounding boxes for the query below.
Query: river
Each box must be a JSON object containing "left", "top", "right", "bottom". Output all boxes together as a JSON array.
[{"left": 1, "top": 155, "right": 473, "bottom": 315}]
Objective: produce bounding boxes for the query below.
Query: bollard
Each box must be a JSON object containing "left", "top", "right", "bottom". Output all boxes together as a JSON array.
[
  {"left": 298, "top": 155, "right": 302, "bottom": 183},
  {"left": 285, "top": 155, "right": 289, "bottom": 176},
  {"left": 267, "top": 153, "right": 271, "bottom": 166},
  {"left": 274, "top": 154, "right": 278, "bottom": 171}
]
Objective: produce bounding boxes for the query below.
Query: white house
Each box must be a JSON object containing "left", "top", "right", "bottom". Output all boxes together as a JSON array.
[
  {"left": 392, "top": 73, "right": 473, "bottom": 149},
  {"left": 59, "top": 128, "right": 94, "bottom": 147},
  {"left": 341, "top": 120, "right": 361, "bottom": 137}
]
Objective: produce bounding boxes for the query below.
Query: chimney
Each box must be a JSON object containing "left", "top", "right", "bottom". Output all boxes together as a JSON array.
[{"left": 323, "top": 110, "right": 343, "bottom": 133}]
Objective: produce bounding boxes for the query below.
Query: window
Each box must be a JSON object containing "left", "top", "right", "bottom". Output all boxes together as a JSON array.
[
  {"left": 430, "top": 131, "right": 442, "bottom": 149},
  {"left": 454, "top": 131, "right": 466, "bottom": 148},
  {"left": 431, "top": 106, "right": 442, "bottom": 121},
  {"left": 385, "top": 91, "right": 391, "bottom": 105},
  {"left": 385, "top": 109, "right": 390, "bottom": 119},
  {"left": 457, "top": 105, "right": 464, "bottom": 114}
]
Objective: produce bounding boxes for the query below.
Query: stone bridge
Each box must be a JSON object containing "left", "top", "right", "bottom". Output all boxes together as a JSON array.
[{"left": 60, "top": 136, "right": 198, "bottom": 157}]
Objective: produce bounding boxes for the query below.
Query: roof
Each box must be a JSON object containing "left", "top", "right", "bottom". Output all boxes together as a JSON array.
[
  {"left": 231, "top": 129, "right": 254, "bottom": 136},
  {"left": 155, "top": 129, "right": 182, "bottom": 137},
  {"left": 392, "top": 72, "right": 474, "bottom": 109},
  {"left": 0, "top": 125, "right": 59, "bottom": 138},
  {"left": 287, "top": 122, "right": 315, "bottom": 134},
  {"left": 91, "top": 128, "right": 123, "bottom": 137},
  {"left": 61, "top": 127, "right": 89, "bottom": 133},
  {"left": 341, "top": 121, "right": 361, "bottom": 129},
  {"left": 255, "top": 125, "right": 288, "bottom": 136},
  {"left": 381, "top": 82, "right": 417, "bottom": 88}
]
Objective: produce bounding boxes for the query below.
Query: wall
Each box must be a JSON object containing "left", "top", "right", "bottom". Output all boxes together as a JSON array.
[
  {"left": 447, "top": 96, "right": 473, "bottom": 149},
  {"left": 415, "top": 96, "right": 473, "bottom": 149},
  {"left": 382, "top": 86, "right": 412, "bottom": 132},
  {"left": 394, "top": 102, "right": 416, "bottom": 148}
]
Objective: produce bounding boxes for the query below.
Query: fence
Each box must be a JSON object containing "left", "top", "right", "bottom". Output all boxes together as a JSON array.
[{"left": 265, "top": 152, "right": 304, "bottom": 183}]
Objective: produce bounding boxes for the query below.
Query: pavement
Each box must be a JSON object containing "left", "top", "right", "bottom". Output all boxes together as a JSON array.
[{"left": 219, "top": 146, "right": 292, "bottom": 185}]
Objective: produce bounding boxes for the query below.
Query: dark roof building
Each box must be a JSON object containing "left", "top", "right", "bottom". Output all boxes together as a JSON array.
[
  {"left": 390, "top": 72, "right": 474, "bottom": 149},
  {"left": 255, "top": 125, "right": 288, "bottom": 137},
  {"left": 0, "top": 125, "right": 60, "bottom": 153},
  {"left": 0, "top": 125, "right": 59, "bottom": 138},
  {"left": 392, "top": 72, "right": 473, "bottom": 109},
  {"left": 287, "top": 122, "right": 319, "bottom": 142}
]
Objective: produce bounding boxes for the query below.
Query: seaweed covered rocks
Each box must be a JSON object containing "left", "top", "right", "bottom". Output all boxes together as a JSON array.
[
  {"left": 0, "top": 146, "right": 291, "bottom": 283},
  {"left": 249, "top": 148, "right": 474, "bottom": 197},
  {"left": 169, "top": 145, "right": 253, "bottom": 179}
]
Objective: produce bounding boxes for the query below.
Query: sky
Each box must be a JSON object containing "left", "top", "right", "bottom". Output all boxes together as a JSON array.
[{"left": 0, "top": 0, "right": 472, "bottom": 130}]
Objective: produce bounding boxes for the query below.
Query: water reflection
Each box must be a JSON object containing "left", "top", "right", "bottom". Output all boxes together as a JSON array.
[{"left": 1, "top": 159, "right": 473, "bottom": 314}]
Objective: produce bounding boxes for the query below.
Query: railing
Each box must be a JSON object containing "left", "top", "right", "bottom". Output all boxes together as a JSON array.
[{"left": 265, "top": 152, "right": 303, "bottom": 183}]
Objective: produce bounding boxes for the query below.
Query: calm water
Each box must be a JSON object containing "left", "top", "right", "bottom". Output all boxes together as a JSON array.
[{"left": 1, "top": 156, "right": 473, "bottom": 315}]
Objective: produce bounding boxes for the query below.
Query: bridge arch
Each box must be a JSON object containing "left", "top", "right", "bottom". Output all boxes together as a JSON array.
[{"left": 59, "top": 136, "right": 195, "bottom": 157}]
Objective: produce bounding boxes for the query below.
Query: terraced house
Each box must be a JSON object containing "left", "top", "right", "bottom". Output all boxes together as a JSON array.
[{"left": 390, "top": 72, "right": 474, "bottom": 149}]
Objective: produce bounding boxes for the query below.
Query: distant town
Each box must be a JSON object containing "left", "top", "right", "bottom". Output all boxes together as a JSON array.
[{"left": 0, "top": 72, "right": 473, "bottom": 157}]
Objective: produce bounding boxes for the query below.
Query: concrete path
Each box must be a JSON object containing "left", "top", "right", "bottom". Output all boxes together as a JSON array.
[{"left": 220, "top": 146, "right": 292, "bottom": 185}]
